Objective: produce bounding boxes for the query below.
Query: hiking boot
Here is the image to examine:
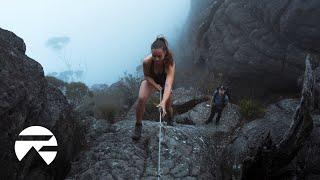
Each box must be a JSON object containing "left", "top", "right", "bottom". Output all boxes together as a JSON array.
[{"left": 132, "top": 123, "right": 142, "bottom": 141}]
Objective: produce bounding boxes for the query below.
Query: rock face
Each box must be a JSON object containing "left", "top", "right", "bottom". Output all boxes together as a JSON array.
[
  {"left": 314, "top": 66, "right": 320, "bottom": 110},
  {"left": 2, "top": 0, "right": 320, "bottom": 178},
  {"left": 66, "top": 58, "right": 319, "bottom": 179},
  {"left": 66, "top": 97, "right": 319, "bottom": 179},
  {"left": 0, "top": 27, "right": 84, "bottom": 179},
  {"left": 66, "top": 88, "right": 242, "bottom": 180},
  {"left": 176, "top": 0, "right": 320, "bottom": 98},
  {"left": 124, "top": 87, "right": 209, "bottom": 123},
  {"left": 219, "top": 56, "right": 316, "bottom": 179}
]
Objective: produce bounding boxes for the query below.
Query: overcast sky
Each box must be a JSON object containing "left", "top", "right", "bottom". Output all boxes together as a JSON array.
[{"left": 0, "top": 0, "right": 190, "bottom": 86}]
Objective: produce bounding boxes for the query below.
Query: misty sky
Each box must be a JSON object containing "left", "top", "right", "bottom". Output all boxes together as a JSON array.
[{"left": 0, "top": 0, "right": 190, "bottom": 86}]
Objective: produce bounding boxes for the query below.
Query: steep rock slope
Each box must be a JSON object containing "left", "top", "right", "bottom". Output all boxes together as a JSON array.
[
  {"left": 176, "top": 0, "right": 320, "bottom": 98},
  {"left": 0, "top": 27, "right": 84, "bottom": 180}
]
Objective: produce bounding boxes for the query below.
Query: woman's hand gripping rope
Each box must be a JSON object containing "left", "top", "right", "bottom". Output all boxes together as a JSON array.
[{"left": 155, "top": 86, "right": 167, "bottom": 118}]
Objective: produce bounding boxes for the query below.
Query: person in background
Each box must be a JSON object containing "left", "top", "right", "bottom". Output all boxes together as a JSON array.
[{"left": 205, "top": 85, "right": 229, "bottom": 125}]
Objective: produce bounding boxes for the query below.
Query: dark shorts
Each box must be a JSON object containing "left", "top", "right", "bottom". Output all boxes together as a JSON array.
[{"left": 141, "top": 79, "right": 169, "bottom": 95}]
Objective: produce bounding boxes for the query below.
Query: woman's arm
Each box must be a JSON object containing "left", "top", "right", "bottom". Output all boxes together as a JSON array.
[{"left": 161, "top": 61, "right": 175, "bottom": 103}]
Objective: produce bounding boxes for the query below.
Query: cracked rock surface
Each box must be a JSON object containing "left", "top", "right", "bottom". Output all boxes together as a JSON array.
[
  {"left": 66, "top": 88, "right": 242, "bottom": 179},
  {"left": 0, "top": 27, "right": 85, "bottom": 179},
  {"left": 67, "top": 83, "right": 320, "bottom": 179},
  {"left": 176, "top": 0, "right": 320, "bottom": 98}
]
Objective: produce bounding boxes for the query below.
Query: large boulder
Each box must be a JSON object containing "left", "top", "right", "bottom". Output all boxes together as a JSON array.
[
  {"left": 218, "top": 99, "right": 299, "bottom": 179},
  {"left": 218, "top": 57, "right": 317, "bottom": 179},
  {"left": 0, "top": 27, "right": 85, "bottom": 179},
  {"left": 176, "top": 0, "right": 320, "bottom": 98},
  {"left": 217, "top": 99, "right": 320, "bottom": 179}
]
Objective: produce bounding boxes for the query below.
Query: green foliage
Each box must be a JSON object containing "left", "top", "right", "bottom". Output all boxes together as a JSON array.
[
  {"left": 66, "top": 82, "right": 91, "bottom": 107},
  {"left": 92, "top": 72, "right": 141, "bottom": 122},
  {"left": 46, "top": 76, "right": 93, "bottom": 107},
  {"left": 97, "top": 103, "right": 118, "bottom": 122},
  {"left": 239, "top": 98, "right": 265, "bottom": 119},
  {"left": 46, "top": 76, "right": 67, "bottom": 88},
  {"left": 47, "top": 71, "right": 142, "bottom": 122}
]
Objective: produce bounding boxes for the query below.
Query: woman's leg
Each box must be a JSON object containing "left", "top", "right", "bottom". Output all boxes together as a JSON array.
[
  {"left": 132, "top": 80, "right": 156, "bottom": 140},
  {"left": 135, "top": 80, "right": 156, "bottom": 124}
]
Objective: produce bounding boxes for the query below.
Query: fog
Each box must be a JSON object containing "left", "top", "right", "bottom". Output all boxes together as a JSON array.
[{"left": 0, "top": 0, "right": 190, "bottom": 86}]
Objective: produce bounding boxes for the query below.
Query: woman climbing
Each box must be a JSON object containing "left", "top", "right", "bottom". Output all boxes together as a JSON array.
[{"left": 132, "top": 36, "right": 175, "bottom": 141}]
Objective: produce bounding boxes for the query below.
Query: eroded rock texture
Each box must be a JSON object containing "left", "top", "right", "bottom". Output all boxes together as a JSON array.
[
  {"left": 66, "top": 58, "right": 319, "bottom": 179},
  {"left": 0, "top": 27, "right": 85, "bottom": 180},
  {"left": 66, "top": 88, "right": 242, "bottom": 180},
  {"left": 219, "top": 56, "right": 316, "bottom": 179},
  {"left": 176, "top": 0, "right": 320, "bottom": 98}
]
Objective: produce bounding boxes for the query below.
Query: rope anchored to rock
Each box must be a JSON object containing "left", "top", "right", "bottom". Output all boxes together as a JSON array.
[{"left": 157, "top": 87, "right": 163, "bottom": 179}]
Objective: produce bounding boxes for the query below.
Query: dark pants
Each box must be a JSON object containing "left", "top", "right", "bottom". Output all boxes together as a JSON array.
[{"left": 207, "top": 105, "right": 223, "bottom": 123}]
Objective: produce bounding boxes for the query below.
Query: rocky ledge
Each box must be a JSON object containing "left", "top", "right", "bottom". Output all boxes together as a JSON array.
[{"left": 66, "top": 57, "right": 319, "bottom": 179}]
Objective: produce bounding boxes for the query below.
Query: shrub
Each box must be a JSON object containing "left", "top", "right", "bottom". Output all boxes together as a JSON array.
[
  {"left": 239, "top": 98, "right": 265, "bottom": 119},
  {"left": 118, "top": 72, "right": 141, "bottom": 106},
  {"left": 96, "top": 103, "right": 119, "bottom": 123},
  {"left": 91, "top": 72, "right": 141, "bottom": 122},
  {"left": 46, "top": 76, "right": 68, "bottom": 89},
  {"left": 66, "top": 82, "right": 92, "bottom": 107}
]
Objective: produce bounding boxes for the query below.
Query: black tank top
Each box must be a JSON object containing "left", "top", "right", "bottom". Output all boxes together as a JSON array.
[{"left": 150, "top": 59, "right": 167, "bottom": 88}]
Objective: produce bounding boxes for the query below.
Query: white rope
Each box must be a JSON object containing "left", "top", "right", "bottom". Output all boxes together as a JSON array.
[{"left": 157, "top": 88, "right": 163, "bottom": 179}]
